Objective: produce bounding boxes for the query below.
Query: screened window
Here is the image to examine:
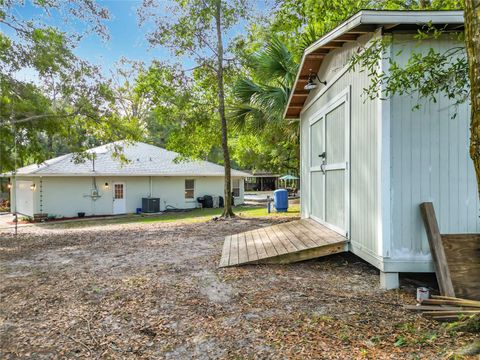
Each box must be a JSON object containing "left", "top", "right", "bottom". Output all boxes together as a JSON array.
[
  {"left": 232, "top": 178, "right": 240, "bottom": 197},
  {"left": 185, "top": 179, "right": 195, "bottom": 199}
]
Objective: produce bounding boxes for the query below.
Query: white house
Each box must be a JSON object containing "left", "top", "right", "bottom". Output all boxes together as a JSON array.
[
  {"left": 5, "top": 141, "right": 248, "bottom": 218},
  {"left": 284, "top": 10, "right": 479, "bottom": 288}
]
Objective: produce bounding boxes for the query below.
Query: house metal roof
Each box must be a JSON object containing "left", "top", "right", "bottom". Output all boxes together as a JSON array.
[
  {"left": 5, "top": 141, "right": 250, "bottom": 177},
  {"left": 284, "top": 10, "right": 465, "bottom": 119}
]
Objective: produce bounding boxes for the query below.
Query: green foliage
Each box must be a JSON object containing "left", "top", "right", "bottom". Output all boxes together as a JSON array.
[
  {"left": 230, "top": 36, "right": 299, "bottom": 173},
  {"left": 231, "top": 36, "right": 297, "bottom": 130},
  {"left": 230, "top": 131, "right": 299, "bottom": 173},
  {"left": 445, "top": 314, "right": 480, "bottom": 333},
  {"left": 228, "top": 0, "right": 465, "bottom": 175},
  {"left": 349, "top": 29, "right": 469, "bottom": 113},
  {"left": 239, "top": 0, "right": 463, "bottom": 61},
  {"left": 0, "top": 1, "right": 141, "bottom": 172},
  {"left": 138, "top": 0, "right": 251, "bottom": 217},
  {"left": 134, "top": 62, "right": 223, "bottom": 161},
  {"left": 394, "top": 336, "right": 407, "bottom": 347}
]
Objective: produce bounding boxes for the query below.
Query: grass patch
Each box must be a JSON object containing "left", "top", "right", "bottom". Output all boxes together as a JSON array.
[
  {"left": 44, "top": 204, "right": 300, "bottom": 229},
  {"left": 140, "top": 204, "right": 300, "bottom": 222}
]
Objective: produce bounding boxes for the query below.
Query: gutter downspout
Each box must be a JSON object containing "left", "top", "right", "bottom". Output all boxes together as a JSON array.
[{"left": 149, "top": 176, "right": 152, "bottom": 197}]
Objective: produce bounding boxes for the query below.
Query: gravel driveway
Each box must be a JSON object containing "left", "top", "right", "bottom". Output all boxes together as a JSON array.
[{"left": 0, "top": 217, "right": 475, "bottom": 359}]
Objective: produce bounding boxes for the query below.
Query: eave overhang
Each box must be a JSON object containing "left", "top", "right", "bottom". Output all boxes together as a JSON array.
[{"left": 283, "top": 10, "right": 464, "bottom": 119}]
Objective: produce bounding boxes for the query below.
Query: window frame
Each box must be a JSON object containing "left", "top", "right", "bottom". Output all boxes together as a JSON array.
[
  {"left": 232, "top": 178, "right": 240, "bottom": 198},
  {"left": 184, "top": 179, "right": 195, "bottom": 200}
]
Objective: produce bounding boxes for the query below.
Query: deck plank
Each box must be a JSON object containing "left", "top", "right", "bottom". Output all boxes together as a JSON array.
[
  {"left": 289, "top": 221, "right": 325, "bottom": 247},
  {"left": 237, "top": 232, "right": 249, "bottom": 264},
  {"left": 219, "top": 235, "right": 231, "bottom": 267},
  {"left": 218, "top": 219, "right": 347, "bottom": 267},
  {"left": 261, "top": 227, "right": 288, "bottom": 255},
  {"left": 245, "top": 231, "right": 259, "bottom": 262},
  {"left": 293, "top": 221, "right": 332, "bottom": 246},
  {"left": 275, "top": 224, "right": 309, "bottom": 251},
  {"left": 257, "top": 228, "right": 278, "bottom": 258},
  {"left": 269, "top": 225, "right": 300, "bottom": 252},
  {"left": 285, "top": 223, "right": 319, "bottom": 248},
  {"left": 278, "top": 223, "right": 315, "bottom": 248},
  {"left": 252, "top": 229, "right": 268, "bottom": 259},
  {"left": 301, "top": 219, "right": 343, "bottom": 243},
  {"left": 229, "top": 233, "right": 239, "bottom": 266}
]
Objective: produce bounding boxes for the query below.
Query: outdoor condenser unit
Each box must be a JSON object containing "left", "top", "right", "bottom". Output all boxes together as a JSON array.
[{"left": 142, "top": 197, "right": 160, "bottom": 213}]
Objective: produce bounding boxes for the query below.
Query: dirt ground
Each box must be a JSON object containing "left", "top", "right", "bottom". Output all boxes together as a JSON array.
[{"left": 0, "top": 217, "right": 476, "bottom": 359}]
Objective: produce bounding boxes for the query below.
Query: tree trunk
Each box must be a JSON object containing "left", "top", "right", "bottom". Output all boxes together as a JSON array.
[
  {"left": 215, "top": 0, "right": 234, "bottom": 217},
  {"left": 464, "top": 0, "right": 480, "bottom": 197}
]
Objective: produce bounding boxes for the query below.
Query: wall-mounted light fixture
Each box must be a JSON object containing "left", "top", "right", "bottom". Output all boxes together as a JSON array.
[
  {"left": 7, "top": 183, "right": 12, "bottom": 189},
  {"left": 30, "top": 183, "right": 36, "bottom": 191},
  {"left": 104, "top": 182, "right": 109, "bottom": 189},
  {"left": 304, "top": 69, "right": 327, "bottom": 91}
]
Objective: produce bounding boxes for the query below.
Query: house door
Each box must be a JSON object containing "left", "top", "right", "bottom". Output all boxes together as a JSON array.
[
  {"left": 309, "top": 88, "right": 350, "bottom": 237},
  {"left": 16, "top": 180, "right": 34, "bottom": 217},
  {"left": 113, "top": 183, "right": 126, "bottom": 214}
]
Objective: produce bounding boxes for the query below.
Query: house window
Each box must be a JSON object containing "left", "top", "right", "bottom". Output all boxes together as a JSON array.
[
  {"left": 114, "top": 184, "right": 124, "bottom": 199},
  {"left": 185, "top": 179, "right": 195, "bottom": 200},
  {"left": 232, "top": 178, "right": 240, "bottom": 197}
]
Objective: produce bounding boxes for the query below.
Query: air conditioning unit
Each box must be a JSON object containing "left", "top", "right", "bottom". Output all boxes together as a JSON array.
[{"left": 142, "top": 197, "right": 160, "bottom": 213}]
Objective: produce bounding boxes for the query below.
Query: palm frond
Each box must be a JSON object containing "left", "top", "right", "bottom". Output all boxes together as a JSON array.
[
  {"left": 252, "top": 36, "right": 298, "bottom": 86},
  {"left": 232, "top": 78, "right": 263, "bottom": 103},
  {"left": 298, "top": 24, "right": 323, "bottom": 54},
  {"left": 231, "top": 37, "right": 298, "bottom": 133},
  {"left": 250, "top": 84, "right": 289, "bottom": 121},
  {"left": 228, "top": 103, "right": 266, "bottom": 131}
]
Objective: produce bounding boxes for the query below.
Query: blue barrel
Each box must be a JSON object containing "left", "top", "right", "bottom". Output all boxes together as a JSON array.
[{"left": 273, "top": 189, "right": 288, "bottom": 212}]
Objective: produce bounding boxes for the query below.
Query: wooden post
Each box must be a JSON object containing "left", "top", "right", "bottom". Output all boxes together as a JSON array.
[{"left": 420, "top": 202, "right": 455, "bottom": 297}]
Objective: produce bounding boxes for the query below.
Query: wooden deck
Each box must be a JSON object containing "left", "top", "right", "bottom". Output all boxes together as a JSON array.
[{"left": 219, "top": 219, "right": 348, "bottom": 267}]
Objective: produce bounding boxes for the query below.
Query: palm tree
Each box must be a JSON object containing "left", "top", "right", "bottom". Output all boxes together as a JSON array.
[
  {"left": 229, "top": 36, "right": 304, "bottom": 177},
  {"left": 230, "top": 36, "right": 298, "bottom": 133}
]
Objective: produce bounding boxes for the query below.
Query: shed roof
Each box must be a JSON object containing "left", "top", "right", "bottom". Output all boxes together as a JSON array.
[
  {"left": 6, "top": 141, "right": 250, "bottom": 177},
  {"left": 284, "top": 10, "right": 464, "bottom": 119}
]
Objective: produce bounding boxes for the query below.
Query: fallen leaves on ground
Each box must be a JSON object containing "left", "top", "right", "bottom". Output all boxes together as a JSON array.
[{"left": 0, "top": 217, "right": 477, "bottom": 359}]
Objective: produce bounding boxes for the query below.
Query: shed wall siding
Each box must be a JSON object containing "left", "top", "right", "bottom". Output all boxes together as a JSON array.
[
  {"left": 13, "top": 176, "right": 244, "bottom": 217},
  {"left": 301, "top": 33, "right": 380, "bottom": 261},
  {"left": 389, "top": 33, "right": 480, "bottom": 263}
]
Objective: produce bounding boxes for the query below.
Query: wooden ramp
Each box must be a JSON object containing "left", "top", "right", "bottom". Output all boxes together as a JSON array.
[{"left": 219, "top": 219, "right": 347, "bottom": 267}]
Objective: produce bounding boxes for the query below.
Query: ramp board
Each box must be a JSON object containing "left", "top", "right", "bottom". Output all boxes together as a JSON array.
[{"left": 219, "top": 219, "right": 347, "bottom": 267}]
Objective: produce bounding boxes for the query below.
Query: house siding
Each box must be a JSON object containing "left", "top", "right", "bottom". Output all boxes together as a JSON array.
[
  {"left": 389, "top": 33, "right": 480, "bottom": 267},
  {"left": 12, "top": 176, "right": 245, "bottom": 217},
  {"left": 300, "top": 33, "right": 381, "bottom": 262}
]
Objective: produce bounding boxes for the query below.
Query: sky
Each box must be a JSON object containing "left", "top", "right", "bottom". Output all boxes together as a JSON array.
[{"left": 5, "top": 0, "right": 274, "bottom": 79}]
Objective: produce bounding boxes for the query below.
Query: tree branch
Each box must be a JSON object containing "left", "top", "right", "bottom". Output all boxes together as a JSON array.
[{"left": 3, "top": 112, "right": 81, "bottom": 125}]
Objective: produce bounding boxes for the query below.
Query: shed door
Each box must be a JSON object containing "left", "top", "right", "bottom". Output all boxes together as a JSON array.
[
  {"left": 309, "top": 87, "right": 350, "bottom": 237},
  {"left": 309, "top": 118, "right": 325, "bottom": 221}
]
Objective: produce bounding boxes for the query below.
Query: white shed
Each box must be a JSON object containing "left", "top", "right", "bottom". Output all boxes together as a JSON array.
[
  {"left": 4, "top": 141, "right": 248, "bottom": 218},
  {"left": 284, "top": 10, "right": 479, "bottom": 288}
]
